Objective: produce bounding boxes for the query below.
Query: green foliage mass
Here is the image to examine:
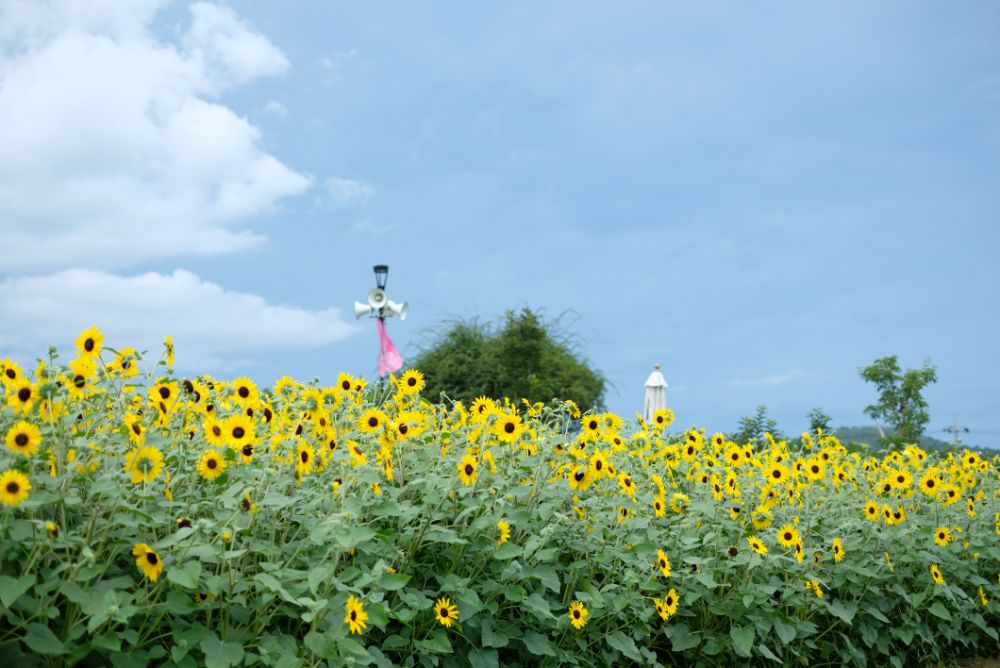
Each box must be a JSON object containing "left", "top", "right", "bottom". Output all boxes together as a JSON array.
[
  {"left": 410, "top": 308, "right": 606, "bottom": 412},
  {"left": 860, "top": 356, "right": 938, "bottom": 447}
]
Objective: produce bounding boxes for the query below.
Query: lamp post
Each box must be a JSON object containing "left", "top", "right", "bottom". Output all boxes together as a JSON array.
[{"left": 354, "top": 265, "right": 408, "bottom": 376}]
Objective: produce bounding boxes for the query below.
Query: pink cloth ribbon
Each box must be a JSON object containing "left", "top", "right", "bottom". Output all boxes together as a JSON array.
[{"left": 376, "top": 318, "right": 403, "bottom": 376}]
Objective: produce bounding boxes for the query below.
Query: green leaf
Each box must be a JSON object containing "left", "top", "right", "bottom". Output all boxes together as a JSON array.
[
  {"left": 927, "top": 601, "right": 951, "bottom": 621},
  {"left": 23, "top": 623, "right": 66, "bottom": 655},
  {"left": 335, "top": 526, "right": 377, "bottom": 549},
  {"left": 468, "top": 648, "right": 499, "bottom": 668},
  {"left": 606, "top": 631, "right": 641, "bottom": 661},
  {"left": 379, "top": 573, "right": 412, "bottom": 591},
  {"left": 167, "top": 560, "right": 202, "bottom": 589},
  {"left": 481, "top": 617, "right": 509, "bottom": 648},
  {"left": 0, "top": 574, "right": 35, "bottom": 607},
  {"left": 828, "top": 600, "right": 857, "bottom": 624},
  {"left": 772, "top": 618, "right": 796, "bottom": 645},
  {"left": 493, "top": 543, "right": 521, "bottom": 560},
  {"left": 523, "top": 631, "right": 556, "bottom": 656},
  {"left": 758, "top": 643, "right": 781, "bottom": 662},
  {"left": 523, "top": 593, "right": 553, "bottom": 620},
  {"left": 421, "top": 631, "right": 452, "bottom": 654},
  {"left": 667, "top": 623, "right": 701, "bottom": 652},
  {"left": 730, "top": 625, "right": 755, "bottom": 658},
  {"left": 200, "top": 634, "right": 244, "bottom": 668}
]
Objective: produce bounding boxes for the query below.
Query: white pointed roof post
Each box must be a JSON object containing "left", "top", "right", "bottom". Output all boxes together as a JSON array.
[{"left": 643, "top": 363, "right": 668, "bottom": 423}]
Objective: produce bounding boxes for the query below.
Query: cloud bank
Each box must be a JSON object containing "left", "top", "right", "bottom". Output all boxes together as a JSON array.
[{"left": 0, "top": 0, "right": 311, "bottom": 273}]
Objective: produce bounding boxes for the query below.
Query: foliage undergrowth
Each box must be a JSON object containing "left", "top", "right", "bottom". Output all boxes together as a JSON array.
[{"left": 0, "top": 333, "right": 998, "bottom": 667}]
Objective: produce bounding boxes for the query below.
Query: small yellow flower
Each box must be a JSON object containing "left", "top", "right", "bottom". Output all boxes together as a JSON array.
[
  {"left": 345, "top": 595, "right": 368, "bottom": 635},
  {"left": 497, "top": 518, "right": 511, "bottom": 546},
  {"left": 434, "top": 596, "right": 459, "bottom": 628},
  {"left": 568, "top": 601, "right": 589, "bottom": 629},
  {"left": 132, "top": 543, "right": 164, "bottom": 582}
]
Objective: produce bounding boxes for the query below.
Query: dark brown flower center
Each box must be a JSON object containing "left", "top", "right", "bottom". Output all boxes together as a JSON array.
[
  {"left": 212, "top": 426, "right": 222, "bottom": 437},
  {"left": 350, "top": 610, "right": 357, "bottom": 620},
  {"left": 207, "top": 458, "right": 218, "bottom": 469},
  {"left": 232, "top": 427, "right": 245, "bottom": 439},
  {"left": 368, "top": 417, "right": 379, "bottom": 428},
  {"left": 146, "top": 552, "right": 158, "bottom": 565},
  {"left": 464, "top": 464, "right": 473, "bottom": 476},
  {"left": 784, "top": 532, "right": 792, "bottom": 541},
  {"left": 301, "top": 451, "right": 309, "bottom": 463},
  {"left": 6, "top": 481, "right": 19, "bottom": 493},
  {"left": 504, "top": 422, "right": 515, "bottom": 434},
  {"left": 238, "top": 387, "right": 250, "bottom": 398},
  {"left": 242, "top": 445, "right": 253, "bottom": 457},
  {"left": 17, "top": 388, "right": 31, "bottom": 402},
  {"left": 573, "top": 610, "right": 580, "bottom": 618},
  {"left": 84, "top": 338, "right": 95, "bottom": 352},
  {"left": 159, "top": 387, "right": 170, "bottom": 399},
  {"left": 407, "top": 377, "right": 417, "bottom": 386},
  {"left": 14, "top": 433, "right": 29, "bottom": 447}
]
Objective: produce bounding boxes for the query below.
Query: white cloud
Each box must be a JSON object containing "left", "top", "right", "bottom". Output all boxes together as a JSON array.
[
  {"left": 0, "top": 1, "right": 311, "bottom": 273},
  {"left": 262, "top": 100, "right": 288, "bottom": 117},
  {"left": 349, "top": 219, "right": 396, "bottom": 237},
  {"left": 326, "top": 177, "right": 375, "bottom": 208},
  {"left": 730, "top": 370, "right": 803, "bottom": 387},
  {"left": 0, "top": 269, "right": 360, "bottom": 371}
]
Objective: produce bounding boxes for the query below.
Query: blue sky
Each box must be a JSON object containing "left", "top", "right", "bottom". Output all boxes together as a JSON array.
[{"left": 1, "top": 1, "right": 998, "bottom": 447}]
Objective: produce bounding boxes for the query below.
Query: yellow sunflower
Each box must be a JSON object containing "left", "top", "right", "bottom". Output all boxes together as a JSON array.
[
  {"left": 1, "top": 358, "right": 23, "bottom": 386},
  {"left": 231, "top": 377, "right": 259, "bottom": 405},
  {"left": 933, "top": 526, "right": 952, "bottom": 547},
  {"left": 434, "top": 596, "right": 459, "bottom": 628},
  {"left": 296, "top": 441, "right": 316, "bottom": 476},
  {"left": 6, "top": 421, "right": 41, "bottom": 457},
  {"left": 661, "top": 588, "right": 679, "bottom": 618},
  {"left": 656, "top": 549, "right": 671, "bottom": 578},
  {"left": 75, "top": 325, "right": 104, "bottom": 359},
  {"left": 493, "top": 412, "right": 523, "bottom": 444},
  {"left": 344, "top": 595, "right": 368, "bottom": 635},
  {"left": 197, "top": 450, "right": 227, "bottom": 481},
  {"left": 568, "top": 601, "right": 589, "bottom": 629},
  {"left": 930, "top": 563, "right": 945, "bottom": 586},
  {"left": 113, "top": 346, "right": 140, "bottom": 379},
  {"left": 397, "top": 369, "right": 425, "bottom": 395},
  {"left": 124, "top": 446, "right": 165, "bottom": 485},
  {"left": 224, "top": 414, "right": 255, "bottom": 449},
  {"left": 457, "top": 454, "right": 478, "bottom": 486},
  {"left": 7, "top": 378, "right": 36, "bottom": 415},
  {"left": 132, "top": 543, "right": 164, "bottom": 582},
  {"left": 776, "top": 524, "right": 800, "bottom": 548},
  {"left": 358, "top": 408, "right": 387, "bottom": 434},
  {"left": 747, "top": 535, "right": 768, "bottom": 556},
  {"left": 497, "top": 519, "right": 511, "bottom": 546},
  {"left": 832, "top": 537, "right": 845, "bottom": 563},
  {"left": 0, "top": 470, "right": 31, "bottom": 506}
]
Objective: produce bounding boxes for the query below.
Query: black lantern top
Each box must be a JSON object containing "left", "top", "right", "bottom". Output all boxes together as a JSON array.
[{"left": 373, "top": 264, "right": 389, "bottom": 289}]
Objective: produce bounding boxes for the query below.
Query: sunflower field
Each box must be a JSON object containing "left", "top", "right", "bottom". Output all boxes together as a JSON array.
[{"left": 1, "top": 329, "right": 998, "bottom": 667}]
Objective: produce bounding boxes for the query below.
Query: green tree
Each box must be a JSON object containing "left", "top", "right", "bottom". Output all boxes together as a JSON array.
[
  {"left": 859, "top": 355, "right": 937, "bottom": 447},
  {"left": 806, "top": 407, "right": 832, "bottom": 436},
  {"left": 410, "top": 308, "right": 606, "bottom": 411},
  {"left": 733, "top": 404, "right": 782, "bottom": 445}
]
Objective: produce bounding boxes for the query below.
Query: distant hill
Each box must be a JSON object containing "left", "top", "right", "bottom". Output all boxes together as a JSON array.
[{"left": 832, "top": 426, "right": 981, "bottom": 452}]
